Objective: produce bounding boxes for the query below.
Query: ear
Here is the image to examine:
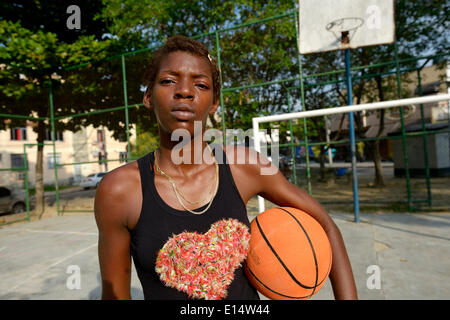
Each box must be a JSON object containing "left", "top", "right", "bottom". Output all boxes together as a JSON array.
[
  {"left": 143, "top": 90, "right": 152, "bottom": 110},
  {"left": 209, "top": 99, "right": 219, "bottom": 115}
]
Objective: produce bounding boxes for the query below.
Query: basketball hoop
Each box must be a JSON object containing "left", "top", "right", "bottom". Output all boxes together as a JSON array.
[
  {"left": 298, "top": 0, "right": 395, "bottom": 54},
  {"left": 325, "top": 17, "right": 364, "bottom": 47}
]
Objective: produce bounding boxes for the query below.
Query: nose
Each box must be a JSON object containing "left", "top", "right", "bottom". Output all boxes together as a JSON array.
[{"left": 174, "top": 79, "right": 194, "bottom": 100}]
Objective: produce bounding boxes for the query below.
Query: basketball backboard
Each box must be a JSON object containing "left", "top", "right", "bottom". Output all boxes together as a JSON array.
[{"left": 298, "top": 0, "right": 395, "bottom": 54}]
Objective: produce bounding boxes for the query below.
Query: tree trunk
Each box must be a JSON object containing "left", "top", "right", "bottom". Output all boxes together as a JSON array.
[
  {"left": 319, "top": 146, "right": 326, "bottom": 181},
  {"left": 373, "top": 139, "right": 386, "bottom": 187},
  {"left": 371, "top": 76, "right": 386, "bottom": 187},
  {"left": 318, "top": 145, "right": 335, "bottom": 186},
  {"left": 33, "top": 119, "right": 46, "bottom": 218}
]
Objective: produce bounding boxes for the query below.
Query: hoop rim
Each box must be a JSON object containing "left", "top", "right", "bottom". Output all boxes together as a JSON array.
[{"left": 325, "top": 17, "right": 364, "bottom": 32}]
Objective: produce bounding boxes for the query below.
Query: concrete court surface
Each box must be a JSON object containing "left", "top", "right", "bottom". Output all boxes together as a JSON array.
[{"left": 0, "top": 212, "right": 449, "bottom": 300}]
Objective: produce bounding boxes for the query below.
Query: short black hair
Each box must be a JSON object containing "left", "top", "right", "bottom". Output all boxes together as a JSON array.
[{"left": 143, "top": 35, "right": 221, "bottom": 103}]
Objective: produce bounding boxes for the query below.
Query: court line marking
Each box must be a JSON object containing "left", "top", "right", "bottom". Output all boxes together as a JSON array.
[
  {"left": 2, "top": 242, "right": 97, "bottom": 297},
  {"left": 23, "top": 229, "right": 98, "bottom": 236}
]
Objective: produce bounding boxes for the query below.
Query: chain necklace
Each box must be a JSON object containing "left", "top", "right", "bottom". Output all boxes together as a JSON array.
[{"left": 154, "top": 144, "right": 219, "bottom": 215}]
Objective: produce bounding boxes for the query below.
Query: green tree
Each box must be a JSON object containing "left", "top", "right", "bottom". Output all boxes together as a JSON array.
[
  {"left": 331, "top": 0, "right": 449, "bottom": 187},
  {"left": 98, "top": 0, "right": 298, "bottom": 132},
  {"left": 0, "top": 1, "right": 111, "bottom": 217}
]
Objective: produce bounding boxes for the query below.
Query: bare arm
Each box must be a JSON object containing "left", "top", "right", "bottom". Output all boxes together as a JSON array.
[
  {"left": 247, "top": 150, "right": 358, "bottom": 299},
  {"left": 94, "top": 166, "right": 141, "bottom": 299},
  {"left": 260, "top": 178, "right": 357, "bottom": 299}
]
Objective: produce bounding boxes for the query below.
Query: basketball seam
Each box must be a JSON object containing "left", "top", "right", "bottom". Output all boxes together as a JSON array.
[
  {"left": 247, "top": 264, "right": 330, "bottom": 300},
  {"left": 246, "top": 265, "right": 314, "bottom": 300},
  {"left": 255, "top": 214, "right": 316, "bottom": 290},
  {"left": 278, "top": 207, "right": 319, "bottom": 296}
]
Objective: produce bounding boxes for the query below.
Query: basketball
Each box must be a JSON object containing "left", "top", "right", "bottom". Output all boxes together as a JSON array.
[{"left": 244, "top": 207, "right": 332, "bottom": 300}]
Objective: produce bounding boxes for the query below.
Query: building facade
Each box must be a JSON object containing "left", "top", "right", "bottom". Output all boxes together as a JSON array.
[{"left": 0, "top": 124, "right": 135, "bottom": 188}]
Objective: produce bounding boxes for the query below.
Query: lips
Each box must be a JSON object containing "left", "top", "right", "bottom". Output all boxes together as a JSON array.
[{"left": 171, "top": 105, "right": 195, "bottom": 121}]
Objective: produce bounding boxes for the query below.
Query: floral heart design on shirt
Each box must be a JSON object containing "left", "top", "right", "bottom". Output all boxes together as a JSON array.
[{"left": 155, "top": 218, "right": 250, "bottom": 300}]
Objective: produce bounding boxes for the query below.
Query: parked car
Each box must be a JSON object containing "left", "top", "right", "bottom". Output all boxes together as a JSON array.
[
  {"left": 0, "top": 186, "right": 26, "bottom": 214},
  {"left": 79, "top": 172, "right": 107, "bottom": 190}
]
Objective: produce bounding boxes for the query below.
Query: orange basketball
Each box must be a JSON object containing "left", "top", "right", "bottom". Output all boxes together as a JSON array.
[{"left": 244, "top": 207, "right": 332, "bottom": 300}]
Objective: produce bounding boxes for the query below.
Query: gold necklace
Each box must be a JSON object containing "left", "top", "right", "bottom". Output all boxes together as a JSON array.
[
  {"left": 159, "top": 152, "right": 218, "bottom": 206},
  {"left": 155, "top": 144, "right": 218, "bottom": 205},
  {"left": 154, "top": 144, "right": 219, "bottom": 215}
]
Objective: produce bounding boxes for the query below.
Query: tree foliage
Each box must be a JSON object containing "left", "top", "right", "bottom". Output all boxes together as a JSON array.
[
  {"left": 0, "top": 1, "right": 112, "bottom": 216},
  {"left": 1, "top": 0, "right": 448, "bottom": 194}
]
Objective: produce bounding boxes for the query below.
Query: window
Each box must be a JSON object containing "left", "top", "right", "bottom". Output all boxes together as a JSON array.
[
  {"left": 98, "top": 151, "right": 107, "bottom": 164},
  {"left": 10, "top": 127, "right": 27, "bottom": 141},
  {"left": 45, "top": 129, "right": 64, "bottom": 141},
  {"left": 0, "top": 187, "right": 11, "bottom": 198},
  {"left": 118, "top": 132, "right": 127, "bottom": 142},
  {"left": 10, "top": 154, "right": 27, "bottom": 169},
  {"left": 47, "top": 153, "right": 62, "bottom": 169},
  {"left": 119, "top": 152, "right": 128, "bottom": 163},
  {"left": 97, "top": 130, "right": 105, "bottom": 143}
]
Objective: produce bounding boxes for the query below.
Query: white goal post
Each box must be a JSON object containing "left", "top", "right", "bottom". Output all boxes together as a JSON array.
[{"left": 252, "top": 93, "right": 450, "bottom": 213}]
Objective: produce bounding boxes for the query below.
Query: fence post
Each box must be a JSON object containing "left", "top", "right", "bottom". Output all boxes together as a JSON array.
[
  {"left": 294, "top": 11, "right": 312, "bottom": 195},
  {"left": 49, "top": 79, "right": 61, "bottom": 216},
  {"left": 23, "top": 144, "right": 30, "bottom": 221},
  {"left": 417, "top": 69, "right": 432, "bottom": 207},
  {"left": 344, "top": 49, "right": 360, "bottom": 222},
  {"left": 215, "top": 31, "right": 226, "bottom": 145},
  {"left": 121, "top": 54, "right": 131, "bottom": 159},
  {"left": 394, "top": 43, "right": 413, "bottom": 212},
  {"left": 286, "top": 88, "right": 298, "bottom": 185}
]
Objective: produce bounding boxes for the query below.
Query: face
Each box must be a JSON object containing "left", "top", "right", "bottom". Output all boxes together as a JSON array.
[{"left": 143, "top": 51, "right": 218, "bottom": 136}]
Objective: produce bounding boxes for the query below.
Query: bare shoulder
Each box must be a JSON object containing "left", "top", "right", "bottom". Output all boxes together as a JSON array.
[
  {"left": 97, "top": 161, "right": 140, "bottom": 197},
  {"left": 220, "top": 144, "right": 280, "bottom": 203},
  {"left": 94, "top": 161, "right": 142, "bottom": 230},
  {"left": 221, "top": 144, "right": 275, "bottom": 173}
]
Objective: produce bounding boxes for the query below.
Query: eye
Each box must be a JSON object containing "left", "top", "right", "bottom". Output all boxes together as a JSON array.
[
  {"left": 196, "top": 83, "right": 209, "bottom": 89},
  {"left": 160, "top": 79, "right": 174, "bottom": 85}
]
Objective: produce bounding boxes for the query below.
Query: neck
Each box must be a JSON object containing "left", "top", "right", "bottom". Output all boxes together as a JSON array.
[{"left": 157, "top": 130, "right": 215, "bottom": 177}]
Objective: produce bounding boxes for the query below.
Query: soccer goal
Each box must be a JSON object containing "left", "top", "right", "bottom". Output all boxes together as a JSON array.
[{"left": 252, "top": 93, "right": 450, "bottom": 218}]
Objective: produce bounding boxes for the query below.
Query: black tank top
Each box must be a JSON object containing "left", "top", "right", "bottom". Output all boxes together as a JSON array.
[{"left": 130, "top": 144, "right": 260, "bottom": 300}]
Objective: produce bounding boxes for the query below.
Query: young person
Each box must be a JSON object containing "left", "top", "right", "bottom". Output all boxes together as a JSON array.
[{"left": 94, "top": 35, "right": 358, "bottom": 300}]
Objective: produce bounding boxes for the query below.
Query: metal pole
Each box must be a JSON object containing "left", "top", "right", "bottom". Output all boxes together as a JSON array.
[
  {"left": 54, "top": 104, "right": 141, "bottom": 121},
  {"left": 394, "top": 43, "right": 413, "bottom": 212},
  {"left": 252, "top": 119, "right": 265, "bottom": 212},
  {"left": 49, "top": 79, "right": 60, "bottom": 216},
  {"left": 121, "top": 54, "right": 131, "bottom": 160},
  {"left": 220, "top": 65, "right": 422, "bottom": 97},
  {"left": 417, "top": 69, "right": 432, "bottom": 206},
  {"left": 23, "top": 144, "right": 30, "bottom": 221},
  {"left": 287, "top": 89, "right": 298, "bottom": 185},
  {"left": 325, "top": 115, "right": 333, "bottom": 165},
  {"left": 294, "top": 11, "right": 312, "bottom": 195},
  {"left": 215, "top": 31, "right": 227, "bottom": 145},
  {"left": 344, "top": 49, "right": 360, "bottom": 222},
  {"left": 254, "top": 94, "right": 450, "bottom": 124},
  {"left": 252, "top": 94, "right": 450, "bottom": 214}
]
